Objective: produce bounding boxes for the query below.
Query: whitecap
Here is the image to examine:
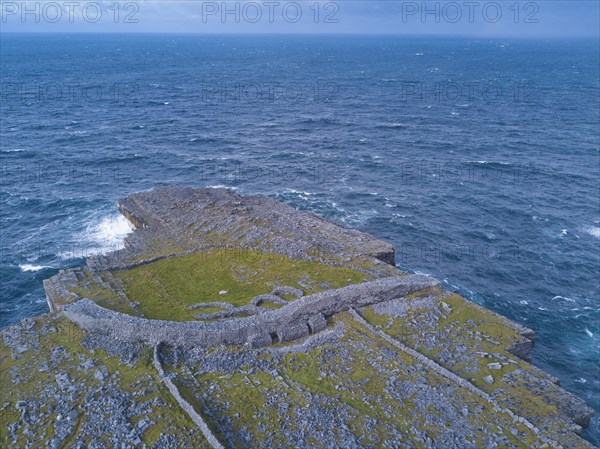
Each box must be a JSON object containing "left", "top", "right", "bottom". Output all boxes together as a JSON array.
[
  {"left": 575, "top": 378, "right": 587, "bottom": 384},
  {"left": 585, "top": 328, "right": 594, "bottom": 338},
  {"left": 73, "top": 214, "right": 135, "bottom": 258},
  {"left": 519, "top": 300, "right": 528, "bottom": 305},
  {"left": 552, "top": 295, "right": 575, "bottom": 302},
  {"left": 584, "top": 226, "right": 600, "bottom": 239},
  {"left": 20, "top": 264, "right": 51, "bottom": 272},
  {"left": 467, "top": 161, "right": 510, "bottom": 166},
  {"left": 285, "top": 189, "right": 313, "bottom": 196},
  {"left": 1, "top": 148, "right": 26, "bottom": 153},
  {"left": 207, "top": 185, "right": 237, "bottom": 190},
  {"left": 89, "top": 214, "right": 133, "bottom": 242}
]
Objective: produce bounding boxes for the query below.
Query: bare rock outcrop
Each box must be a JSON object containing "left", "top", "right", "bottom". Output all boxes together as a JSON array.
[{"left": 94, "top": 186, "right": 396, "bottom": 272}]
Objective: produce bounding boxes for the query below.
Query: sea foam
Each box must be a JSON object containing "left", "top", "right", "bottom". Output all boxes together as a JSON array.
[
  {"left": 81, "top": 214, "right": 134, "bottom": 256},
  {"left": 584, "top": 226, "right": 600, "bottom": 239},
  {"left": 20, "top": 264, "right": 50, "bottom": 272}
]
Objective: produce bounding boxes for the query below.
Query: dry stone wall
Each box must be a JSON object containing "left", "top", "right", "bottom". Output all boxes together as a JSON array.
[{"left": 63, "top": 275, "right": 438, "bottom": 348}]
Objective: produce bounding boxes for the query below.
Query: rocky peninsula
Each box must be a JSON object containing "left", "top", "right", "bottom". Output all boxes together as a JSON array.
[{"left": 1, "top": 186, "right": 595, "bottom": 448}]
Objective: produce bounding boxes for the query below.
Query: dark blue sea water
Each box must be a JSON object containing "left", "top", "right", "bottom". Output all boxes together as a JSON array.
[{"left": 1, "top": 34, "right": 599, "bottom": 443}]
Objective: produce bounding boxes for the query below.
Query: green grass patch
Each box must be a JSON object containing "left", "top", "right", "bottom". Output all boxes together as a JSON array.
[{"left": 111, "top": 249, "right": 372, "bottom": 321}]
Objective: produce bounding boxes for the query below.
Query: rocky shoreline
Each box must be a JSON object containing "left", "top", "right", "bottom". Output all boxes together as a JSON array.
[{"left": 1, "top": 186, "right": 596, "bottom": 448}]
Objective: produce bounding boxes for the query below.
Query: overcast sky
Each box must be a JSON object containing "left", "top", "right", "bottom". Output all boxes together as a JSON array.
[{"left": 1, "top": 1, "right": 599, "bottom": 37}]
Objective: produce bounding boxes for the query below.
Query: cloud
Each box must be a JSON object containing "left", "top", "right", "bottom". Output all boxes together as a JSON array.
[{"left": 0, "top": 1, "right": 598, "bottom": 37}]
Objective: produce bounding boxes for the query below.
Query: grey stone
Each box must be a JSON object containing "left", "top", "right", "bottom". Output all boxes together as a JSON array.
[
  {"left": 247, "top": 333, "right": 272, "bottom": 349},
  {"left": 277, "top": 323, "right": 309, "bottom": 343},
  {"left": 307, "top": 314, "right": 327, "bottom": 334},
  {"left": 94, "top": 366, "right": 108, "bottom": 381},
  {"left": 55, "top": 373, "right": 71, "bottom": 391}
]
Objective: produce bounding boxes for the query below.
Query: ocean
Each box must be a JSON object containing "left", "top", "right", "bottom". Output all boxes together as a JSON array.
[{"left": 1, "top": 33, "right": 598, "bottom": 444}]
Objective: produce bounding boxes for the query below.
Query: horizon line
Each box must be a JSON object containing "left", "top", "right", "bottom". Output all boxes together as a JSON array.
[{"left": 1, "top": 31, "right": 599, "bottom": 39}]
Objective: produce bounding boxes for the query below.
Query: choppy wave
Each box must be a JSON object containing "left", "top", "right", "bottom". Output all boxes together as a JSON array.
[
  {"left": 375, "top": 123, "right": 407, "bottom": 129},
  {"left": 466, "top": 161, "right": 512, "bottom": 166},
  {"left": 584, "top": 226, "right": 600, "bottom": 239},
  {"left": 75, "top": 214, "right": 134, "bottom": 257},
  {"left": 19, "top": 264, "right": 51, "bottom": 272},
  {"left": 207, "top": 185, "right": 238, "bottom": 190}
]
